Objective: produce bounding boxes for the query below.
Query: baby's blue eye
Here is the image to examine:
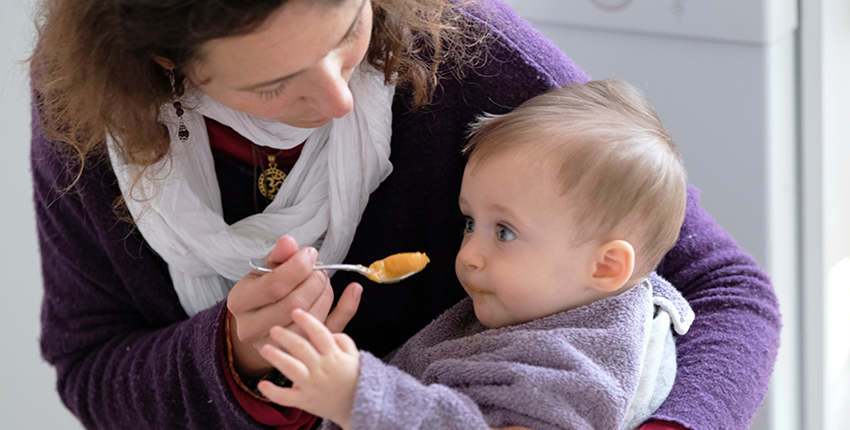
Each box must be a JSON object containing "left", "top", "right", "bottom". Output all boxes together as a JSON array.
[
  {"left": 496, "top": 225, "right": 516, "bottom": 242},
  {"left": 464, "top": 217, "right": 475, "bottom": 233}
]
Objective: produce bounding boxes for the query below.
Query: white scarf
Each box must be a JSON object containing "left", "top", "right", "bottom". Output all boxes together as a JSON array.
[{"left": 108, "top": 64, "right": 395, "bottom": 316}]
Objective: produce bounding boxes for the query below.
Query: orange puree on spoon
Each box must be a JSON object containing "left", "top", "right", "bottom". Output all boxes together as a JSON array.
[{"left": 365, "top": 252, "right": 430, "bottom": 283}]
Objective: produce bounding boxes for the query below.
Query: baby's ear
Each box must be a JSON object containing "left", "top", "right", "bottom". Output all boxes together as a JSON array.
[{"left": 589, "top": 240, "right": 635, "bottom": 293}]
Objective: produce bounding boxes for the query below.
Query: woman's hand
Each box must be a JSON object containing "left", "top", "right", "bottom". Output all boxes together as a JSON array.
[{"left": 227, "top": 235, "right": 363, "bottom": 379}]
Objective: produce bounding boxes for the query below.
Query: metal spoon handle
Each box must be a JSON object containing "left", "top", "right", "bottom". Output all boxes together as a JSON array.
[
  {"left": 249, "top": 258, "right": 370, "bottom": 276},
  {"left": 249, "top": 258, "right": 275, "bottom": 272},
  {"left": 249, "top": 258, "right": 419, "bottom": 283},
  {"left": 313, "top": 263, "right": 370, "bottom": 275}
]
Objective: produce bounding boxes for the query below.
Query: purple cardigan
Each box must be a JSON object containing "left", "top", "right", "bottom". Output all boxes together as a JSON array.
[{"left": 31, "top": 1, "right": 780, "bottom": 429}]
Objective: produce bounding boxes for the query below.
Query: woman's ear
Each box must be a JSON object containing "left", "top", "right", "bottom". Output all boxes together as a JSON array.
[
  {"left": 589, "top": 240, "right": 635, "bottom": 293},
  {"left": 153, "top": 56, "right": 176, "bottom": 70}
]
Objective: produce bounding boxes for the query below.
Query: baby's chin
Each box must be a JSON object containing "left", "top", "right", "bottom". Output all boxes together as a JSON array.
[{"left": 472, "top": 304, "right": 514, "bottom": 329}]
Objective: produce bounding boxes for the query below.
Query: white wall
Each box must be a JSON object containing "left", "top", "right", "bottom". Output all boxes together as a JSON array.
[
  {"left": 0, "top": 0, "right": 85, "bottom": 428},
  {"left": 505, "top": 1, "right": 801, "bottom": 426},
  {"left": 800, "top": 0, "right": 850, "bottom": 429},
  {"left": 508, "top": 0, "right": 850, "bottom": 428}
]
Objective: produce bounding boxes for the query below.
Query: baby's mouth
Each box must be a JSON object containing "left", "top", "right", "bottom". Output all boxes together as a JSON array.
[{"left": 464, "top": 281, "right": 487, "bottom": 295}]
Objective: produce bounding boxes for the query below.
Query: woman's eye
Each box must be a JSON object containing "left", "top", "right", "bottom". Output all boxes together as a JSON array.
[
  {"left": 496, "top": 225, "right": 516, "bottom": 242},
  {"left": 256, "top": 82, "right": 288, "bottom": 100},
  {"left": 463, "top": 217, "right": 475, "bottom": 233},
  {"left": 340, "top": 15, "right": 365, "bottom": 46}
]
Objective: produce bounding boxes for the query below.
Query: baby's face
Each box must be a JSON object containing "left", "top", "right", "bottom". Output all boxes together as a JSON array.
[{"left": 456, "top": 150, "right": 600, "bottom": 329}]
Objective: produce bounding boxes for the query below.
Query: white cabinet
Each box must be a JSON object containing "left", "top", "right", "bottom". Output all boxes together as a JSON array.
[{"left": 503, "top": 1, "right": 800, "bottom": 428}]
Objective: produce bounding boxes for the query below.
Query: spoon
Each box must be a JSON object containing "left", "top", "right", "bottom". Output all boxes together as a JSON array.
[{"left": 248, "top": 252, "right": 430, "bottom": 284}]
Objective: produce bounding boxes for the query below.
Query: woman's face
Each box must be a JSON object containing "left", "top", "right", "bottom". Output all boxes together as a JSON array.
[{"left": 188, "top": 0, "right": 372, "bottom": 128}]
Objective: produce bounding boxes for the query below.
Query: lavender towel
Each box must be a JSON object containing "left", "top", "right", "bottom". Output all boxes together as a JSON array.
[{"left": 320, "top": 273, "right": 692, "bottom": 430}]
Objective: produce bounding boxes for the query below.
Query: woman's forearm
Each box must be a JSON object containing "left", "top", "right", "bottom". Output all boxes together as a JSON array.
[{"left": 652, "top": 186, "right": 781, "bottom": 429}]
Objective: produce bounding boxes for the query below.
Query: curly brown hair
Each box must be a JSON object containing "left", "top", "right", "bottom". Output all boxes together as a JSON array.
[{"left": 30, "top": 0, "right": 484, "bottom": 174}]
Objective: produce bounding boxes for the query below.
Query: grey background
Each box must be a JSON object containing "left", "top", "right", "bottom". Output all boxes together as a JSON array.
[{"left": 0, "top": 0, "right": 85, "bottom": 428}]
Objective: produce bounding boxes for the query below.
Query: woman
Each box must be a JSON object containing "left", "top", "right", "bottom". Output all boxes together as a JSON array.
[{"left": 29, "top": 0, "right": 780, "bottom": 429}]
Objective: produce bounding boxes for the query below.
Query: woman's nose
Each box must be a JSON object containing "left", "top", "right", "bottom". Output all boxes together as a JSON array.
[{"left": 304, "top": 59, "right": 354, "bottom": 119}]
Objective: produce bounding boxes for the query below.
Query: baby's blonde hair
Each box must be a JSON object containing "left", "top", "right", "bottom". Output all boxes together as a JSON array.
[{"left": 464, "top": 79, "right": 687, "bottom": 279}]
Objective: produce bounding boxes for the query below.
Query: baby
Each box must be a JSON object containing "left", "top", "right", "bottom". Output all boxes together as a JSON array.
[{"left": 257, "top": 79, "right": 694, "bottom": 430}]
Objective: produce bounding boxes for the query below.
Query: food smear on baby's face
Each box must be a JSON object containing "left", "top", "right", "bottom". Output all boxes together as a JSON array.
[{"left": 366, "top": 252, "right": 430, "bottom": 282}]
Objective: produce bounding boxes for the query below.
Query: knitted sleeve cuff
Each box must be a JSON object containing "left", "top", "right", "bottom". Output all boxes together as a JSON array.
[{"left": 219, "top": 309, "right": 316, "bottom": 429}]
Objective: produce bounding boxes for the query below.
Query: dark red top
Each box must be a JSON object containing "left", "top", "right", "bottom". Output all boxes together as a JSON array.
[{"left": 206, "top": 117, "right": 304, "bottom": 170}]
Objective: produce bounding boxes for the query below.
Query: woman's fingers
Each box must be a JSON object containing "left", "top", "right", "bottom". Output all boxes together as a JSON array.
[
  {"left": 325, "top": 282, "right": 363, "bottom": 333},
  {"left": 266, "top": 235, "right": 300, "bottom": 264},
  {"left": 232, "top": 267, "right": 329, "bottom": 344},
  {"left": 298, "top": 277, "right": 335, "bottom": 334},
  {"left": 230, "top": 246, "right": 319, "bottom": 312}
]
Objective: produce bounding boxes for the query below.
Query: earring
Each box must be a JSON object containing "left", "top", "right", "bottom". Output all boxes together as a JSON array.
[{"left": 168, "top": 70, "right": 190, "bottom": 141}]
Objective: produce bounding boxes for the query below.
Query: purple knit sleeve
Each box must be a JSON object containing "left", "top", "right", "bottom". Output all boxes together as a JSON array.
[
  {"left": 651, "top": 186, "right": 781, "bottom": 429},
  {"left": 346, "top": 352, "right": 491, "bottom": 430},
  {"left": 30, "top": 103, "right": 294, "bottom": 429}
]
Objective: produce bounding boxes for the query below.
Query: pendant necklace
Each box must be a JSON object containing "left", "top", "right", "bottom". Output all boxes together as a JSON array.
[{"left": 255, "top": 147, "right": 286, "bottom": 201}]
